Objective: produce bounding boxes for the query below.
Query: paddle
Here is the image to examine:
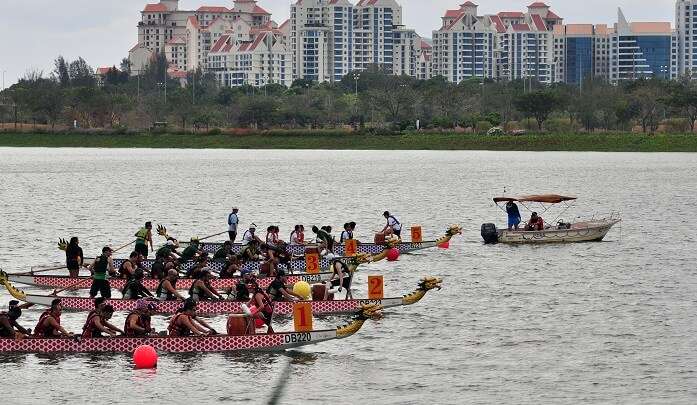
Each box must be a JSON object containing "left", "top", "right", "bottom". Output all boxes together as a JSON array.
[
  {"left": 112, "top": 239, "right": 136, "bottom": 253},
  {"left": 199, "top": 230, "right": 228, "bottom": 242}
]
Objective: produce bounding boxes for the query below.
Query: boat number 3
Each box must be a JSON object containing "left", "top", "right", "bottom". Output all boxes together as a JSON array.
[
  {"left": 305, "top": 253, "right": 320, "bottom": 274},
  {"left": 283, "top": 333, "right": 312, "bottom": 344}
]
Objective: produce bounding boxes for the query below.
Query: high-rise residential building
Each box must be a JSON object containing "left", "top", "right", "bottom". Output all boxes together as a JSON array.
[
  {"left": 553, "top": 24, "right": 610, "bottom": 84},
  {"left": 289, "top": 0, "right": 354, "bottom": 83},
  {"left": 393, "top": 27, "right": 432, "bottom": 79},
  {"left": 610, "top": 8, "right": 674, "bottom": 83},
  {"left": 353, "top": 0, "right": 402, "bottom": 72},
  {"left": 432, "top": 2, "right": 560, "bottom": 84},
  {"left": 130, "top": 0, "right": 273, "bottom": 79},
  {"left": 676, "top": 0, "right": 697, "bottom": 77},
  {"left": 208, "top": 21, "right": 293, "bottom": 87},
  {"left": 431, "top": 2, "right": 499, "bottom": 82}
]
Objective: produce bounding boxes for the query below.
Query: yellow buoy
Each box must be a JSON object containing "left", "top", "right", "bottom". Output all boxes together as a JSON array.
[{"left": 292, "top": 281, "right": 311, "bottom": 300}]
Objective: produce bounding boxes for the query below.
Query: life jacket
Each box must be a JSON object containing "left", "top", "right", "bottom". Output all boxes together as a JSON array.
[
  {"left": 125, "top": 312, "right": 151, "bottom": 337},
  {"left": 188, "top": 280, "right": 211, "bottom": 301},
  {"left": 135, "top": 228, "right": 148, "bottom": 244},
  {"left": 157, "top": 279, "right": 177, "bottom": 300},
  {"left": 387, "top": 216, "right": 401, "bottom": 229},
  {"left": 119, "top": 260, "right": 135, "bottom": 279},
  {"left": 266, "top": 279, "right": 286, "bottom": 302},
  {"left": 34, "top": 310, "right": 60, "bottom": 338},
  {"left": 340, "top": 230, "right": 353, "bottom": 242},
  {"left": 168, "top": 313, "right": 193, "bottom": 337},
  {"left": 93, "top": 255, "right": 109, "bottom": 279},
  {"left": 242, "top": 230, "right": 255, "bottom": 245},
  {"left": 0, "top": 312, "right": 13, "bottom": 338},
  {"left": 122, "top": 279, "right": 145, "bottom": 299},
  {"left": 81, "top": 312, "right": 103, "bottom": 339}
]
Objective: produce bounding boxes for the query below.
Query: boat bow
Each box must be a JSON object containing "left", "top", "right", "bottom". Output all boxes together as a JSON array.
[
  {"left": 0, "top": 270, "right": 27, "bottom": 301},
  {"left": 402, "top": 277, "right": 443, "bottom": 305},
  {"left": 336, "top": 304, "right": 383, "bottom": 338}
]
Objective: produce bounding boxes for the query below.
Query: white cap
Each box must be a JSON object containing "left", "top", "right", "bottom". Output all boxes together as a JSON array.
[{"left": 250, "top": 223, "right": 257, "bottom": 228}]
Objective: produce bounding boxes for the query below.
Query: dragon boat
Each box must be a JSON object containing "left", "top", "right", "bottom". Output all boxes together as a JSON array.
[
  {"left": 481, "top": 194, "right": 621, "bottom": 244},
  {"left": 6, "top": 255, "right": 370, "bottom": 291},
  {"left": 182, "top": 225, "right": 462, "bottom": 256},
  {"left": 0, "top": 272, "right": 443, "bottom": 317},
  {"left": 0, "top": 305, "right": 383, "bottom": 354}
]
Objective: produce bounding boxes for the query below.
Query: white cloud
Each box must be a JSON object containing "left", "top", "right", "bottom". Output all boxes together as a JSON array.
[{"left": 0, "top": 0, "right": 678, "bottom": 88}]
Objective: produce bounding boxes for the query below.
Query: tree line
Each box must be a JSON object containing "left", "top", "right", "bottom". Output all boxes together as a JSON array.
[{"left": 2, "top": 53, "right": 697, "bottom": 134}]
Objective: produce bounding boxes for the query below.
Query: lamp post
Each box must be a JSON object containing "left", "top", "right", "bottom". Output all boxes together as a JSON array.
[
  {"left": 353, "top": 72, "right": 360, "bottom": 97},
  {"left": 1, "top": 70, "right": 5, "bottom": 91}
]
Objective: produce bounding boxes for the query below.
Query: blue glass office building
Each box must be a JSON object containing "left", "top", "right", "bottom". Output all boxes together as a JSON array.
[
  {"left": 615, "top": 35, "right": 671, "bottom": 80},
  {"left": 565, "top": 37, "right": 594, "bottom": 84}
]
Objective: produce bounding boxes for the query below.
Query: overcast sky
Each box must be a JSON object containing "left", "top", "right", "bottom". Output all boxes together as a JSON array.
[{"left": 0, "top": 0, "right": 678, "bottom": 87}]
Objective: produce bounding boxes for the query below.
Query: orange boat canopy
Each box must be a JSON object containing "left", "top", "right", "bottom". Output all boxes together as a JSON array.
[{"left": 493, "top": 195, "right": 577, "bottom": 204}]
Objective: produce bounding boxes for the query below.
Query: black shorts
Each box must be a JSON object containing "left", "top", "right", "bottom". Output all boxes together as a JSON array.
[
  {"left": 394, "top": 228, "right": 401, "bottom": 237},
  {"left": 331, "top": 278, "right": 351, "bottom": 289},
  {"left": 228, "top": 231, "right": 237, "bottom": 242},
  {"left": 134, "top": 243, "right": 148, "bottom": 258},
  {"left": 90, "top": 279, "right": 111, "bottom": 298}
]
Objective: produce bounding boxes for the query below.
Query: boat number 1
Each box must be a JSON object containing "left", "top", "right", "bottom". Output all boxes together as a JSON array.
[
  {"left": 293, "top": 302, "right": 313, "bottom": 332},
  {"left": 368, "top": 275, "right": 384, "bottom": 299},
  {"left": 305, "top": 253, "right": 320, "bottom": 274}
]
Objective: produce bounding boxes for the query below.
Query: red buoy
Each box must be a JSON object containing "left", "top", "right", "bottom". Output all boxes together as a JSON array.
[
  {"left": 133, "top": 345, "right": 158, "bottom": 369},
  {"left": 438, "top": 241, "right": 450, "bottom": 249},
  {"left": 386, "top": 248, "right": 400, "bottom": 261}
]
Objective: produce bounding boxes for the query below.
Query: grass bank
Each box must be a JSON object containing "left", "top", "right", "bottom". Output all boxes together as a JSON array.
[{"left": 0, "top": 131, "right": 696, "bottom": 152}]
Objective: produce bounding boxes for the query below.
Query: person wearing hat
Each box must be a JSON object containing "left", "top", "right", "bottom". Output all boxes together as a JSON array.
[
  {"left": 241, "top": 223, "right": 262, "bottom": 247},
  {"left": 382, "top": 211, "right": 402, "bottom": 238},
  {"left": 266, "top": 270, "right": 303, "bottom": 302},
  {"left": 34, "top": 298, "right": 73, "bottom": 338},
  {"left": 124, "top": 299, "right": 158, "bottom": 337},
  {"left": 121, "top": 268, "right": 154, "bottom": 300},
  {"left": 0, "top": 300, "right": 33, "bottom": 339},
  {"left": 88, "top": 246, "right": 117, "bottom": 299},
  {"left": 228, "top": 207, "right": 240, "bottom": 242}
]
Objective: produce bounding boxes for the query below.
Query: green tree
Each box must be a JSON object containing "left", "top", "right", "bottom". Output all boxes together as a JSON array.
[{"left": 513, "top": 90, "right": 559, "bottom": 130}]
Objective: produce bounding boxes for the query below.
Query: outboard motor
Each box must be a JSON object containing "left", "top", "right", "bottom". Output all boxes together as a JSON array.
[{"left": 481, "top": 223, "right": 499, "bottom": 244}]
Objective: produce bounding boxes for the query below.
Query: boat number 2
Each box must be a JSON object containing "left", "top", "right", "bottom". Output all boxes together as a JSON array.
[
  {"left": 283, "top": 333, "right": 312, "bottom": 344},
  {"left": 368, "top": 275, "right": 384, "bottom": 299}
]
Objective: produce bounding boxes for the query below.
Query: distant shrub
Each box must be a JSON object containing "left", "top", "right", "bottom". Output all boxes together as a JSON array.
[
  {"left": 208, "top": 128, "right": 222, "bottom": 135},
  {"left": 476, "top": 121, "right": 492, "bottom": 134},
  {"left": 662, "top": 118, "right": 690, "bottom": 133}
]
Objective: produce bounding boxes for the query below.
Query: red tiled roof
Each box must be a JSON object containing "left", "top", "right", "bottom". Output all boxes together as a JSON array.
[
  {"left": 253, "top": 5, "right": 270, "bottom": 15},
  {"left": 531, "top": 14, "right": 546, "bottom": 31},
  {"left": 96, "top": 67, "right": 113, "bottom": 75},
  {"left": 512, "top": 23, "right": 531, "bottom": 31},
  {"left": 461, "top": 1, "right": 477, "bottom": 6},
  {"left": 197, "top": 6, "right": 229, "bottom": 13},
  {"left": 528, "top": 2, "right": 548, "bottom": 7},
  {"left": 498, "top": 11, "right": 524, "bottom": 18},
  {"left": 143, "top": 3, "right": 167, "bottom": 12},
  {"left": 546, "top": 10, "right": 561, "bottom": 20},
  {"left": 187, "top": 16, "right": 200, "bottom": 29},
  {"left": 444, "top": 9, "right": 462, "bottom": 18},
  {"left": 490, "top": 15, "right": 506, "bottom": 33}
]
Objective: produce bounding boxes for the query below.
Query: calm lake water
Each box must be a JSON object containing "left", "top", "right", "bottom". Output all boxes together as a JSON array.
[{"left": 0, "top": 148, "right": 696, "bottom": 404}]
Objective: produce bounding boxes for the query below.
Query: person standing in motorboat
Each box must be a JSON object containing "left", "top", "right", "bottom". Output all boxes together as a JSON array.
[{"left": 506, "top": 201, "right": 521, "bottom": 231}]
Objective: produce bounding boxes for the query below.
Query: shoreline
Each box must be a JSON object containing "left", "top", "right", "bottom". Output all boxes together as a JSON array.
[{"left": 0, "top": 131, "right": 696, "bottom": 152}]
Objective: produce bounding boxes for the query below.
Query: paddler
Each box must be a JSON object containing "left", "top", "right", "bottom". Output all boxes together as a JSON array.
[
  {"left": 242, "top": 278, "right": 275, "bottom": 333},
  {"left": 312, "top": 225, "right": 335, "bottom": 257},
  {"left": 239, "top": 239, "right": 261, "bottom": 262},
  {"left": 122, "top": 268, "right": 154, "bottom": 299},
  {"left": 179, "top": 237, "right": 202, "bottom": 263},
  {"left": 189, "top": 270, "right": 224, "bottom": 301},
  {"left": 134, "top": 221, "right": 154, "bottom": 258},
  {"left": 65, "top": 237, "right": 85, "bottom": 278},
  {"left": 156, "top": 238, "right": 180, "bottom": 261},
  {"left": 187, "top": 253, "right": 210, "bottom": 279},
  {"left": 124, "top": 299, "right": 158, "bottom": 337},
  {"left": 266, "top": 270, "right": 303, "bottom": 302},
  {"left": 88, "top": 246, "right": 117, "bottom": 299},
  {"left": 241, "top": 223, "right": 262, "bottom": 246},
  {"left": 168, "top": 299, "right": 217, "bottom": 337},
  {"left": 118, "top": 251, "right": 141, "bottom": 279},
  {"left": 340, "top": 223, "right": 353, "bottom": 242},
  {"left": 290, "top": 225, "right": 305, "bottom": 245},
  {"left": 81, "top": 304, "right": 123, "bottom": 338},
  {"left": 34, "top": 298, "right": 73, "bottom": 338},
  {"left": 382, "top": 211, "right": 402, "bottom": 238},
  {"left": 0, "top": 300, "right": 33, "bottom": 339},
  {"left": 235, "top": 271, "right": 255, "bottom": 301},
  {"left": 324, "top": 259, "right": 354, "bottom": 300},
  {"left": 156, "top": 269, "right": 185, "bottom": 301}
]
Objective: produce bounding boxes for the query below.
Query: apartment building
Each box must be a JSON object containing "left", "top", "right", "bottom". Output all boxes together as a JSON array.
[
  {"left": 676, "top": 0, "right": 697, "bottom": 76},
  {"left": 431, "top": 2, "right": 499, "bottom": 82},
  {"left": 129, "top": 0, "right": 272, "bottom": 76},
  {"left": 393, "top": 27, "right": 432, "bottom": 79},
  {"left": 208, "top": 22, "right": 293, "bottom": 87}
]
